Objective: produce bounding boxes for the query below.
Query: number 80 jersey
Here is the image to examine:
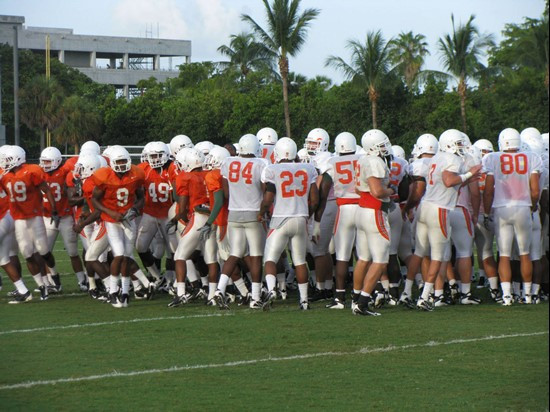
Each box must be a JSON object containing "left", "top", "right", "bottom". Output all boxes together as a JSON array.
[{"left": 261, "top": 162, "right": 318, "bottom": 218}]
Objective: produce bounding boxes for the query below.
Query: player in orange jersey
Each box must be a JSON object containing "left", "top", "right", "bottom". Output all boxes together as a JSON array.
[
  {"left": 0, "top": 145, "right": 59, "bottom": 301},
  {"left": 92, "top": 146, "right": 145, "bottom": 308}
]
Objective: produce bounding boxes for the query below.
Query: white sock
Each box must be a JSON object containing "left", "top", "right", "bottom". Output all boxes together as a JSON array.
[
  {"left": 177, "top": 282, "right": 186, "bottom": 297},
  {"left": 501, "top": 281, "right": 512, "bottom": 297},
  {"left": 298, "top": 282, "right": 308, "bottom": 302},
  {"left": 325, "top": 278, "right": 333, "bottom": 291},
  {"left": 380, "top": 279, "right": 389, "bottom": 291},
  {"left": 133, "top": 269, "right": 150, "bottom": 288},
  {"left": 217, "top": 274, "right": 229, "bottom": 295},
  {"left": 121, "top": 277, "right": 131, "bottom": 294},
  {"left": 532, "top": 283, "right": 540, "bottom": 296},
  {"left": 523, "top": 282, "right": 532, "bottom": 296},
  {"left": 110, "top": 275, "right": 120, "bottom": 294},
  {"left": 316, "top": 281, "right": 323, "bottom": 290},
  {"left": 33, "top": 274, "right": 44, "bottom": 287},
  {"left": 434, "top": 289, "right": 443, "bottom": 297},
  {"left": 415, "top": 272, "right": 423, "bottom": 286},
  {"left": 164, "top": 270, "right": 175, "bottom": 283},
  {"left": 75, "top": 271, "right": 86, "bottom": 283},
  {"left": 48, "top": 266, "right": 58, "bottom": 277},
  {"left": 132, "top": 280, "right": 141, "bottom": 290},
  {"left": 201, "top": 276, "right": 208, "bottom": 287},
  {"left": 234, "top": 278, "right": 249, "bottom": 296},
  {"left": 147, "top": 265, "right": 161, "bottom": 280},
  {"left": 404, "top": 279, "right": 414, "bottom": 296},
  {"left": 265, "top": 274, "right": 276, "bottom": 292},
  {"left": 449, "top": 278, "right": 456, "bottom": 286},
  {"left": 460, "top": 283, "right": 471, "bottom": 295},
  {"left": 88, "top": 276, "right": 97, "bottom": 290},
  {"left": 208, "top": 282, "right": 217, "bottom": 300},
  {"left": 276, "top": 273, "right": 286, "bottom": 290},
  {"left": 186, "top": 260, "right": 198, "bottom": 282},
  {"left": 252, "top": 282, "right": 261, "bottom": 301},
  {"left": 421, "top": 282, "right": 433, "bottom": 301},
  {"left": 512, "top": 281, "right": 521, "bottom": 296},
  {"left": 15, "top": 279, "right": 29, "bottom": 294},
  {"left": 478, "top": 269, "right": 486, "bottom": 279},
  {"left": 488, "top": 276, "right": 499, "bottom": 290}
]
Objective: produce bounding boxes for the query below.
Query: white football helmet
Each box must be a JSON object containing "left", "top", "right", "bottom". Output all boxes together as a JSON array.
[
  {"left": 415, "top": 134, "right": 439, "bottom": 155},
  {"left": 313, "top": 151, "right": 332, "bottom": 172},
  {"left": 174, "top": 147, "right": 193, "bottom": 172},
  {"left": 184, "top": 147, "right": 205, "bottom": 172},
  {"left": 147, "top": 141, "right": 170, "bottom": 168},
  {"left": 361, "top": 129, "right": 392, "bottom": 157},
  {"left": 498, "top": 128, "right": 521, "bottom": 151},
  {"left": 74, "top": 154, "right": 102, "bottom": 179},
  {"left": 140, "top": 142, "right": 155, "bottom": 163},
  {"left": 439, "top": 129, "right": 467, "bottom": 156},
  {"left": 334, "top": 132, "right": 357, "bottom": 155},
  {"left": 297, "top": 148, "right": 311, "bottom": 163},
  {"left": 109, "top": 146, "right": 132, "bottom": 173},
  {"left": 39, "top": 146, "right": 62, "bottom": 172},
  {"left": 80, "top": 141, "right": 101, "bottom": 155},
  {"left": 169, "top": 134, "right": 193, "bottom": 156},
  {"left": 257, "top": 127, "right": 278, "bottom": 145},
  {"left": 473, "top": 139, "right": 494, "bottom": 154},
  {"left": 233, "top": 142, "right": 241, "bottom": 155},
  {"left": 238, "top": 134, "right": 260, "bottom": 156},
  {"left": 410, "top": 145, "right": 421, "bottom": 162},
  {"left": 469, "top": 145, "right": 483, "bottom": 164},
  {"left": 1, "top": 145, "right": 26, "bottom": 173},
  {"left": 305, "top": 128, "right": 330, "bottom": 155},
  {"left": 274, "top": 137, "right": 297, "bottom": 163},
  {"left": 542, "top": 133, "right": 549, "bottom": 153},
  {"left": 204, "top": 145, "right": 230, "bottom": 170},
  {"left": 195, "top": 141, "right": 214, "bottom": 156},
  {"left": 521, "top": 135, "right": 544, "bottom": 155},
  {"left": 520, "top": 127, "right": 541, "bottom": 142},
  {"left": 102, "top": 145, "right": 124, "bottom": 161},
  {"left": 391, "top": 145, "right": 406, "bottom": 160}
]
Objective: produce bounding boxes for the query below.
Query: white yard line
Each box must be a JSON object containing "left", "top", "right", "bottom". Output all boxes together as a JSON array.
[
  {"left": 0, "top": 312, "right": 234, "bottom": 336},
  {"left": 0, "top": 331, "right": 546, "bottom": 391}
]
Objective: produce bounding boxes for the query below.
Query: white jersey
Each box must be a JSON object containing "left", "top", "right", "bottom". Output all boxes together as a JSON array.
[
  {"left": 456, "top": 153, "right": 479, "bottom": 211},
  {"left": 325, "top": 154, "right": 361, "bottom": 201},
  {"left": 409, "top": 157, "right": 431, "bottom": 179},
  {"left": 389, "top": 156, "right": 409, "bottom": 201},
  {"left": 422, "top": 151, "right": 464, "bottom": 210},
  {"left": 483, "top": 151, "right": 542, "bottom": 208},
  {"left": 261, "top": 162, "right": 318, "bottom": 218},
  {"left": 355, "top": 155, "right": 391, "bottom": 202},
  {"left": 260, "top": 145, "right": 276, "bottom": 164},
  {"left": 221, "top": 157, "right": 268, "bottom": 212}
]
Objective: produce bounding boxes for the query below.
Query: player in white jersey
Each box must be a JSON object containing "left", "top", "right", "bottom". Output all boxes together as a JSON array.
[
  {"left": 351, "top": 130, "right": 395, "bottom": 316},
  {"left": 260, "top": 138, "right": 320, "bottom": 310},
  {"left": 405, "top": 129, "right": 481, "bottom": 311},
  {"left": 214, "top": 134, "right": 268, "bottom": 309},
  {"left": 258, "top": 127, "right": 278, "bottom": 164},
  {"left": 399, "top": 133, "right": 438, "bottom": 306},
  {"left": 323, "top": 132, "right": 361, "bottom": 309},
  {"left": 483, "top": 128, "right": 542, "bottom": 305}
]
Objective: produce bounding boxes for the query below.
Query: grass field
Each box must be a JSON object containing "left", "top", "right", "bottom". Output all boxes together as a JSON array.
[{"left": 0, "top": 241, "right": 548, "bottom": 411}]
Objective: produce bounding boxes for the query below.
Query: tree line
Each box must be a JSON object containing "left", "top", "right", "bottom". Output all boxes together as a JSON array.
[{"left": 0, "top": 0, "right": 547, "bottom": 159}]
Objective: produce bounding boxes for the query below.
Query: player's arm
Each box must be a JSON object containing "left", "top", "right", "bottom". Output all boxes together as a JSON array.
[
  {"left": 173, "top": 194, "right": 189, "bottom": 224},
  {"left": 221, "top": 177, "right": 230, "bottom": 202},
  {"left": 74, "top": 209, "right": 101, "bottom": 233},
  {"left": 367, "top": 176, "right": 394, "bottom": 199},
  {"left": 468, "top": 179, "right": 481, "bottom": 224},
  {"left": 442, "top": 164, "right": 482, "bottom": 188},
  {"left": 539, "top": 187, "right": 548, "bottom": 226},
  {"left": 206, "top": 190, "right": 224, "bottom": 226},
  {"left": 258, "top": 183, "right": 275, "bottom": 222},
  {"left": 92, "top": 187, "right": 123, "bottom": 222},
  {"left": 133, "top": 186, "right": 145, "bottom": 211},
  {"left": 403, "top": 177, "right": 426, "bottom": 216},
  {"left": 315, "top": 173, "right": 331, "bottom": 222},
  {"left": 482, "top": 174, "right": 495, "bottom": 214},
  {"left": 529, "top": 172, "right": 541, "bottom": 212},
  {"left": 39, "top": 181, "right": 57, "bottom": 215}
]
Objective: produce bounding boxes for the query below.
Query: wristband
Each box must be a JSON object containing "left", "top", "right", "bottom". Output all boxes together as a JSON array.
[{"left": 460, "top": 171, "right": 473, "bottom": 182}]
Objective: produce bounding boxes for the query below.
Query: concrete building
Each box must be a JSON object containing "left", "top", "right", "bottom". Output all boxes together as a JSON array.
[{"left": 0, "top": 15, "right": 191, "bottom": 98}]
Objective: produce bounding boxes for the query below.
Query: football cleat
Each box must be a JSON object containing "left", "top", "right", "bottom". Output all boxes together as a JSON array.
[
  {"left": 78, "top": 282, "right": 89, "bottom": 292},
  {"left": 489, "top": 288, "right": 503, "bottom": 303},
  {"left": 226, "top": 292, "right": 236, "bottom": 304},
  {"left": 88, "top": 288, "right": 101, "bottom": 300},
  {"left": 449, "top": 284, "right": 459, "bottom": 301},
  {"left": 39, "top": 285, "right": 49, "bottom": 301},
  {"left": 308, "top": 288, "right": 326, "bottom": 302},
  {"left": 460, "top": 293, "right": 481, "bottom": 305},
  {"left": 398, "top": 293, "right": 415, "bottom": 309},
  {"left": 249, "top": 299, "right": 263, "bottom": 310},
  {"left": 112, "top": 293, "right": 129, "bottom": 308},
  {"left": 434, "top": 295, "right": 452, "bottom": 307},
  {"left": 134, "top": 287, "right": 148, "bottom": 300},
  {"left": 7, "top": 289, "right": 19, "bottom": 297},
  {"left": 352, "top": 305, "right": 381, "bottom": 316},
  {"left": 373, "top": 291, "right": 387, "bottom": 308},
  {"left": 325, "top": 298, "right": 345, "bottom": 309},
  {"left": 476, "top": 276, "right": 486, "bottom": 289},
  {"left": 236, "top": 293, "right": 251, "bottom": 306},
  {"left": 501, "top": 295, "right": 513, "bottom": 306},
  {"left": 168, "top": 294, "right": 188, "bottom": 308},
  {"left": 8, "top": 290, "right": 32, "bottom": 304},
  {"left": 262, "top": 290, "right": 277, "bottom": 311},
  {"left": 416, "top": 298, "right": 434, "bottom": 312},
  {"left": 350, "top": 300, "right": 358, "bottom": 312},
  {"left": 188, "top": 287, "right": 207, "bottom": 301},
  {"left": 532, "top": 295, "right": 540, "bottom": 305},
  {"left": 213, "top": 291, "right": 230, "bottom": 310},
  {"left": 47, "top": 284, "right": 62, "bottom": 294},
  {"left": 522, "top": 294, "right": 532, "bottom": 305},
  {"left": 206, "top": 298, "right": 217, "bottom": 306},
  {"left": 299, "top": 300, "right": 310, "bottom": 310},
  {"left": 278, "top": 289, "right": 288, "bottom": 301}
]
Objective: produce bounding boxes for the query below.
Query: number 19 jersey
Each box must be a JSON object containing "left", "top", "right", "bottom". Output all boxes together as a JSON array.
[
  {"left": 482, "top": 151, "right": 542, "bottom": 208},
  {"left": 221, "top": 157, "right": 268, "bottom": 212},
  {"left": 261, "top": 162, "right": 318, "bottom": 218}
]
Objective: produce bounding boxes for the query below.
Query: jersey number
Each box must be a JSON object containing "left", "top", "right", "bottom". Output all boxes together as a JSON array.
[
  {"left": 228, "top": 161, "right": 253, "bottom": 184},
  {"left": 500, "top": 153, "right": 527, "bottom": 175},
  {"left": 280, "top": 170, "right": 308, "bottom": 198},
  {"left": 116, "top": 188, "right": 129, "bottom": 207},
  {"left": 6, "top": 181, "right": 27, "bottom": 202},
  {"left": 390, "top": 161, "right": 402, "bottom": 186},
  {"left": 44, "top": 182, "right": 62, "bottom": 203},
  {"left": 428, "top": 164, "right": 437, "bottom": 185},
  {"left": 335, "top": 160, "right": 357, "bottom": 184},
  {"left": 148, "top": 182, "right": 170, "bottom": 202}
]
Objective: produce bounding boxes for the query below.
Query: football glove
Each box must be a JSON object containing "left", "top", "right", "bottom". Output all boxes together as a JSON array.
[
  {"left": 50, "top": 212, "right": 61, "bottom": 229},
  {"left": 73, "top": 178, "right": 83, "bottom": 197},
  {"left": 124, "top": 207, "right": 139, "bottom": 222},
  {"left": 311, "top": 221, "right": 321, "bottom": 244},
  {"left": 483, "top": 214, "right": 492, "bottom": 231},
  {"left": 197, "top": 223, "right": 213, "bottom": 242},
  {"left": 165, "top": 219, "right": 177, "bottom": 234}
]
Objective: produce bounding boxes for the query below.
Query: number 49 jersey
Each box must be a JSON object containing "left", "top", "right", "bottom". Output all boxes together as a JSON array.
[
  {"left": 482, "top": 151, "right": 543, "bottom": 208},
  {"left": 142, "top": 163, "right": 173, "bottom": 218},
  {"left": 261, "top": 162, "right": 318, "bottom": 218},
  {"left": 221, "top": 157, "right": 268, "bottom": 212},
  {"left": 91, "top": 165, "right": 145, "bottom": 222}
]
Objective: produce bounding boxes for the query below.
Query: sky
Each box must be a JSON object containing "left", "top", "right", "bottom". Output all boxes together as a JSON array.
[{"left": 0, "top": 0, "right": 545, "bottom": 84}]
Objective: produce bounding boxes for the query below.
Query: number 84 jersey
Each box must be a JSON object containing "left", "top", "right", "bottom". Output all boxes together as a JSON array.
[{"left": 482, "top": 151, "right": 543, "bottom": 208}]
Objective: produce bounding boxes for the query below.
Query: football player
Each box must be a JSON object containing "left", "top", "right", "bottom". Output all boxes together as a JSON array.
[{"left": 258, "top": 127, "right": 278, "bottom": 164}]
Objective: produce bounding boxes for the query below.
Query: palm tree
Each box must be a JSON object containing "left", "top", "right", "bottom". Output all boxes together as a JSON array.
[
  {"left": 19, "top": 75, "right": 64, "bottom": 151},
  {"left": 325, "top": 30, "right": 392, "bottom": 128},
  {"left": 217, "top": 32, "right": 276, "bottom": 81},
  {"left": 242, "top": 0, "right": 320, "bottom": 137},
  {"left": 438, "top": 14, "right": 495, "bottom": 132},
  {"left": 388, "top": 31, "right": 431, "bottom": 90},
  {"left": 54, "top": 95, "right": 102, "bottom": 153}
]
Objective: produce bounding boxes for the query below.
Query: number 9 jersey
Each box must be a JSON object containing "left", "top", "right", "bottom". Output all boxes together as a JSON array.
[
  {"left": 91, "top": 165, "right": 145, "bottom": 222},
  {"left": 482, "top": 151, "right": 543, "bottom": 208}
]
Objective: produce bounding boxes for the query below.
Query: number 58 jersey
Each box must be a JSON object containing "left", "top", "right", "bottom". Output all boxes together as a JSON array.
[
  {"left": 482, "top": 151, "right": 543, "bottom": 208},
  {"left": 221, "top": 157, "right": 268, "bottom": 212},
  {"left": 261, "top": 162, "right": 318, "bottom": 218}
]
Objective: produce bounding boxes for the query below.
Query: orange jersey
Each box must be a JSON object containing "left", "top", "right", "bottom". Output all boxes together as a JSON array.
[
  {"left": 0, "top": 189, "right": 9, "bottom": 220},
  {"left": 43, "top": 166, "right": 71, "bottom": 217},
  {"left": 63, "top": 156, "right": 79, "bottom": 172},
  {"left": 142, "top": 163, "right": 173, "bottom": 218},
  {"left": 175, "top": 170, "right": 209, "bottom": 219},
  {"left": 92, "top": 165, "right": 145, "bottom": 222},
  {"left": 205, "top": 169, "right": 228, "bottom": 226},
  {"left": 0, "top": 164, "right": 46, "bottom": 219}
]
